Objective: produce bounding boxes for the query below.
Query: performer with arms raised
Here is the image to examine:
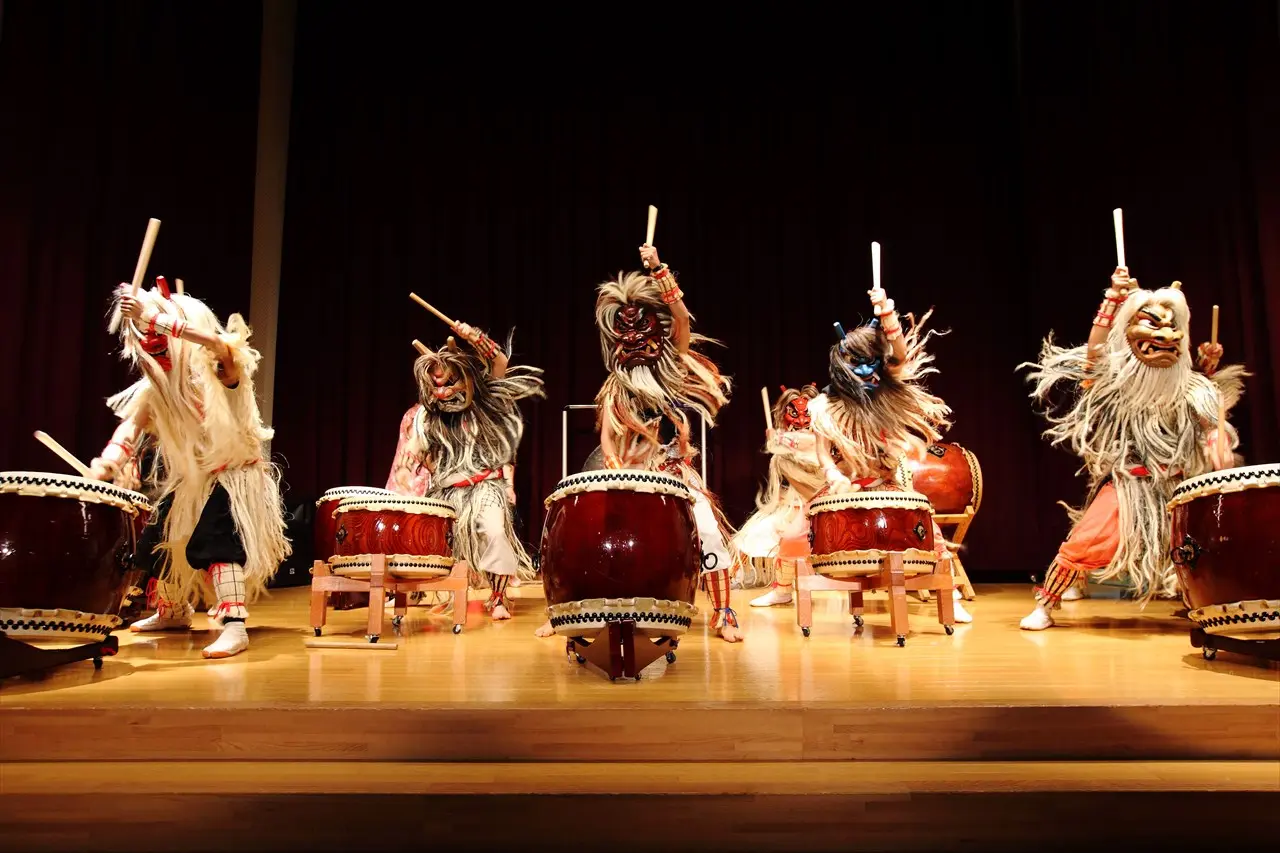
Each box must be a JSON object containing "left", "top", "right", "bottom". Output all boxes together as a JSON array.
[
  {"left": 89, "top": 276, "right": 289, "bottom": 659},
  {"left": 1019, "top": 267, "right": 1244, "bottom": 629}
]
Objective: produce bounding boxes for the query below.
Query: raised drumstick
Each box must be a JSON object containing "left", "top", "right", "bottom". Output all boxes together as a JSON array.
[
  {"left": 1113, "top": 208, "right": 1126, "bottom": 269},
  {"left": 409, "top": 292, "right": 457, "bottom": 329},
  {"left": 412, "top": 339, "right": 429, "bottom": 355},
  {"left": 1211, "top": 304, "right": 1220, "bottom": 347},
  {"left": 1211, "top": 304, "right": 1228, "bottom": 467},
  {"left": 645, "top": 205, "right": 658, "bottom": 247},
  {"left": 761, "top": 387, "right": 774, "bottom": 432},
  {"left": 176, "top": 277, "right": 185, "bottom": 295},
  {"left": 871, "top": 241, "right": 882, "bottom": 292},
  {"left": 130, "top": 219, "right": 162, "bottom": 297},
  {"left": 34, "top": 431, "right": 92, "bottom": 478}
]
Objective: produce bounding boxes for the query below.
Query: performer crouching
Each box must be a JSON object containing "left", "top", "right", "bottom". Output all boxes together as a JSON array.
[
  {"left": 810, "top": 282, "right": 971, "bottom": 623},
  {"left": 89, "top": 277, "right": 290, "bottom": 659},
  {"left": 734, "top": 385, "right": 825, "bottom": 607},
  {"left": 1019, "top": 268, "right": 1244, "bottom": 630},
  {"left": 405, "top": 321, "right": 544, "bottom": 620}
]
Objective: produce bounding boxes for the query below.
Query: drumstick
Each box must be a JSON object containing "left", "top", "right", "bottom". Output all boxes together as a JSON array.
[
  {"left": 130, "top": 219, "right": 162, "bottom": 297},
  {"left": 175, "top": 277, "right": 185, "bottom": 295},
  {"left": 1211, "top": 304, "right": 1227, "bottom": 468},
  {"left": 1113, "top": 208, "right": 1126, "bottom": 269},
  {"left": 304, "top": 639, "right": 399, "bottom": 651},
  {"left": 33, "top": 431, "right": 93, "bottom": 478},
  {"left": 409, "top": 292, "right": 457, "bottom": 329},
  {"left": 761, "top": 387, "right": 774, "bottom": 432},
  {"left": 645, "top": 205, "right": 658, "bottom": 246},
  {"left": 412, "top": 339, "right": 429, "bottom": 355},
  {"left": 871, "top": 241, "right": 881, "bottom": 292}
]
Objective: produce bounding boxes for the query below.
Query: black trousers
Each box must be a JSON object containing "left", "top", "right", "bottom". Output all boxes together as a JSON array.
[{"left": 137, "top": 483, "right": 248, "bottom": 578}]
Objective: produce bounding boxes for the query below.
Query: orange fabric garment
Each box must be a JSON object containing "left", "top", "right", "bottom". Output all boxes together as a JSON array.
[{"left": 1055, "top": 482, "right": 1120, "bottom": 573}]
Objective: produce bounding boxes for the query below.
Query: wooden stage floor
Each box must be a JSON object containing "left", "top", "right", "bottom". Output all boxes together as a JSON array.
[{"left": 2, "top": 583, "right": 1278, "bottom": 852}]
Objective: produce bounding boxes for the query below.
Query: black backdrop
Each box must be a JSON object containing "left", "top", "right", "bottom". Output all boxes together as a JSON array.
[{"left": 3, "top": 1, "right": 1277, "bottom": 580}]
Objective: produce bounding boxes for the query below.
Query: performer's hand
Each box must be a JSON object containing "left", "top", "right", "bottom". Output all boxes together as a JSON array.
[
  {"left": 1197, "top": 342, "right": 1222, "bottom": 375},
  {"left": 639, "top": 244, "right": 661, "bottom": 270},
  {"left": 1109, "top": 266, "right": 1134, "bottom": 295},
  {"left": 119, "top": 292, "right": 144, "bottom": 321},
  {"left": 868, "top": 286, "right": 895, "bottom": 318},
  {"left": 506, "top": 483, "right": 517, "bottom": 506},
  {"left": 88, "top": 459, "right": 115, "bottom": 482},
  {"left": 766, "top": 428, "right": 777, "bottom": 443},
  {"left": 453, "top": 322, "right": 481, "bottom": 344}
]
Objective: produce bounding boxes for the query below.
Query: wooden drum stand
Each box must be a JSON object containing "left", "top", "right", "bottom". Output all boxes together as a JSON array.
[
  {"left": 309, "top": 555, "right": 470, "bottom": 645},
  {"left": 794, "top": 536, "right": 957, "bottom": 647}
]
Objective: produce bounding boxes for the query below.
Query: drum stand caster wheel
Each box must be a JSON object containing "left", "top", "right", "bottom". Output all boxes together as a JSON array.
[
  {"left": 93, "top": 657, "right": 104, "bottom": 671},
  {"left": 665, "top": 651, "right": 677, "bottom": 664},
  {"left": 944, "top": 625, "right": 955, "bottom": 636},
  {"left": 801, "top": 627, "right": 811, "bottom": 638},
  {"left": 367, "top": 634, "right": 379, "bottom": 644},
  {"left": 854, "top": 615, "right": 864, "bottom": 629},
  {"left": 1203, "top": 647, "right": 1217, "bottom": 661},
  {"left": 576, "top": 654, "right": 586, "bottom": 665},
  {"left": 392, "top": 615, "right": 404, "bottom": 631},
  {"left": 896, "top": 635, "right": 906, "bottom": 647},
  {"left": 452, "top": 624, "right": 463, "bottom": 635},
  {"left": 313, "top": 627, "right": 322, "bottom": 638}
]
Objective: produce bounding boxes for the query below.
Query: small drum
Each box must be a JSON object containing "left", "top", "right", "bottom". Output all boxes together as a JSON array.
[
  {"left": 316, "top": 487, "right": 396, "bottom": 609},
  {"left": 539, "top": 470, "right": 701, "bottom": 638},
  {"left": 1168, "top": 464, "right": 1280, "bottom": 639},
  {"left": 905, "top": 442, "right": 983, "bottom": 516},
  {"left": 807, "top": 490, "right": 936, "bottom": 579},
  {"left": 0, "top": 472, "right": 151, "bottom": 640},
  {"left": 331, "top": 495, "right": 455, "bottom": 580}
]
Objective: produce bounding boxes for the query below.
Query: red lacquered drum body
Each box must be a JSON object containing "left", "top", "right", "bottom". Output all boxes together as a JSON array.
[
  {"left": 316, "top": 487, "right": 394, "bottom": 609},
  {"left": 539, "top": 470, "right": 701, "bottom": 638},
  {"left": 807, "top": 490, "right": 936, "bottom": 578},
  {"left": 905, "top": 442, "right": 983, "bottom": 515},
  {"left": 330, "top": 495, "right": 456, "bottom": 580},
  {"left": 1168, "top": 464, "right": 1280, "bottom": 638},
  {"left": 0, "top": 472, "right": 151, "bottom": 640}
]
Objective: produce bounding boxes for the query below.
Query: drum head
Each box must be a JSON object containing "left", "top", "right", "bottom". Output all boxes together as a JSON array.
[
  {"left": 1168, "top": 463, "right": 1280, "bottom": 510},
  {"left": 335, "top": 495, "right": 456, "bottom": 518},
  {"left": 808, "top": 489, "right": 932, "bottom": 517},
  {"left": 0, "top": 471, "right": 150, "bottom": 513},
  {"left": 318, "top": 486, "right": 395, "bottom": 506},
  {"left": 546, "top": 469, "right": 692, "bottom": 505}
]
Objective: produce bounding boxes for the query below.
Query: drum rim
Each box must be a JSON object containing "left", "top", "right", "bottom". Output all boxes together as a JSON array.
[
  {"left": 0, "top": 470, "right": 150, "bottom": 509},
  {"left": 808, "top": 489, "right": 932, "bottom": 514},
  {"left": 1168, "top": 463, "right": 1280, "bottom": 508},
  {"left": 317, "top": 486, "right": 396, "bottom": 505},
  {"left": 328, "top": 553, "right": 455, "bottom": 569},
  {"left": 809, "top": 547, "right": 938, "bottom": 577},
  {"left": 545, "top": 469, "right": 693, "bottom": 507},
  {"left": 551, "top": 469, "right": 690, "bottom": 491},
  {"left": 334, "top": 496, "right": 457, "bottom": 517}
]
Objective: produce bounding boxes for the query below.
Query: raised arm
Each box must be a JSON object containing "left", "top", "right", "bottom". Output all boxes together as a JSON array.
[
  {"left": 815, "top": 432, "right": 852, "bottom": 492},
  {"left": 1088, "top": 267, "right": 1134, "bottom": 361},
  {"left": 89, "top": 406, "right": 152, "bottom": 482},
  {"left": 640, "top": 244, "right": 690, "bottom": 355},
  {"left": 119, "top": 288, "right": 241, "bottom": 387},
  {"left": 452, "top": 322, "right": 508, "bottom": 379},
  {"left": 868, "top": 285, "right": 907, "bottom": 369}
]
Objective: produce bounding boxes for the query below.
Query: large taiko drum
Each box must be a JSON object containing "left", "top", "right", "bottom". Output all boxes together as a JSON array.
[
  {"left": 1168, "top": 464, "right": 1280, "bottom": 639},
  {"left": 329, "top": 494, "right": 456, "bottom": 580},
  {"left": 807, "top": 490, "right": 937, "bottom": 579},
  {"left": 905, "top": 442, "right": 983, "bottom": 515},
  {"left": 539, "top": 470, "right": 701, "bottom": 638},
  {"left": 316, "top": 487, "right": 396, "bottom": 609},
  {"left": 0, "top": 472, "right": 151, "bottom": 640}
]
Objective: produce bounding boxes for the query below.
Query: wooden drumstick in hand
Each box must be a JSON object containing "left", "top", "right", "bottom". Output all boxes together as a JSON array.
[
  {"left": 871, "top": 241, "right": 882, "bottom": 292},
  {"left": 34, "top": 431, "right": 92, "bottom": 478},
  {"left": 409, "top": 293, "right": 458, "bottom": 329},
  {"left": 1211, "top": 304, "right": 1228, "bottom": 468},
  {"left": 412, "top": 339, "right": 429, "bottom": 355},
  {"left": 130, "top": 219, "right": 162, "bottom": 297},
  {"left": 1113, "top": 208, "right": 1126, "bottom": 269},
  {"left": 761, "top": 387, "right": 774, "bottom": 432},
  {"left": 645, "top": 205, "right": 658, "bottom": 248},
  {"left": 176, "top": 277, "right": 185, "bottom": 295}
]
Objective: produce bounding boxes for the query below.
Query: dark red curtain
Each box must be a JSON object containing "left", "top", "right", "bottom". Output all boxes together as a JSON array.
[
  {"left": 0, "top": 1, "right": 262, "bottom": 472},
  {"left": 269, "top": 1, "right": 1278, "bottom": 577}
]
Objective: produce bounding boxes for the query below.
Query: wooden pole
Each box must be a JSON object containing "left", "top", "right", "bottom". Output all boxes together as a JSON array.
[
  {"left": 33, "top": 431, "right": 92, "bottom": 478},
  {"left": 412, "top": 339, "right": 429, "bottom": 355},
  {"left": 130, "top": 219, "right": 162, "bottom": 297},
  {"left": 761, "top": 387, "right": 774, "bottom": 432},
  {"left": 1113, "top": 208, "right": 1126, "bottom": 269},
  {"left": 871, "top": 241, "right": 881, "bottom": 291},
  {"left": 409, "top": 292, "right": 457, "bottom": 328},
  {"left": 645, "top": 205, "right": 658, "bottom": 246}
]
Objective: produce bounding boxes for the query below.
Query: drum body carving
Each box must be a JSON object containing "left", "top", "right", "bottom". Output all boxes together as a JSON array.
[
  {"left": 1168, "top": 464, "right": 1280, "bottom": 639},
  {"left": 316, "top": 487, "right": 395, "bottom": 609},
  {"left": 0, "top": 472, "right": 151, "bottom": 640},
  {"left": 906, "top": 442, "right": 982, "bottom": 516},
  {"left": 807, "top": 490, "right": 936, "bottom": 579},
  {"left": 539, "top": 471, "right": 701, "bottom": 638},
  {"left": 331, "top": 495, "right": 455, "bottom": 580}
]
